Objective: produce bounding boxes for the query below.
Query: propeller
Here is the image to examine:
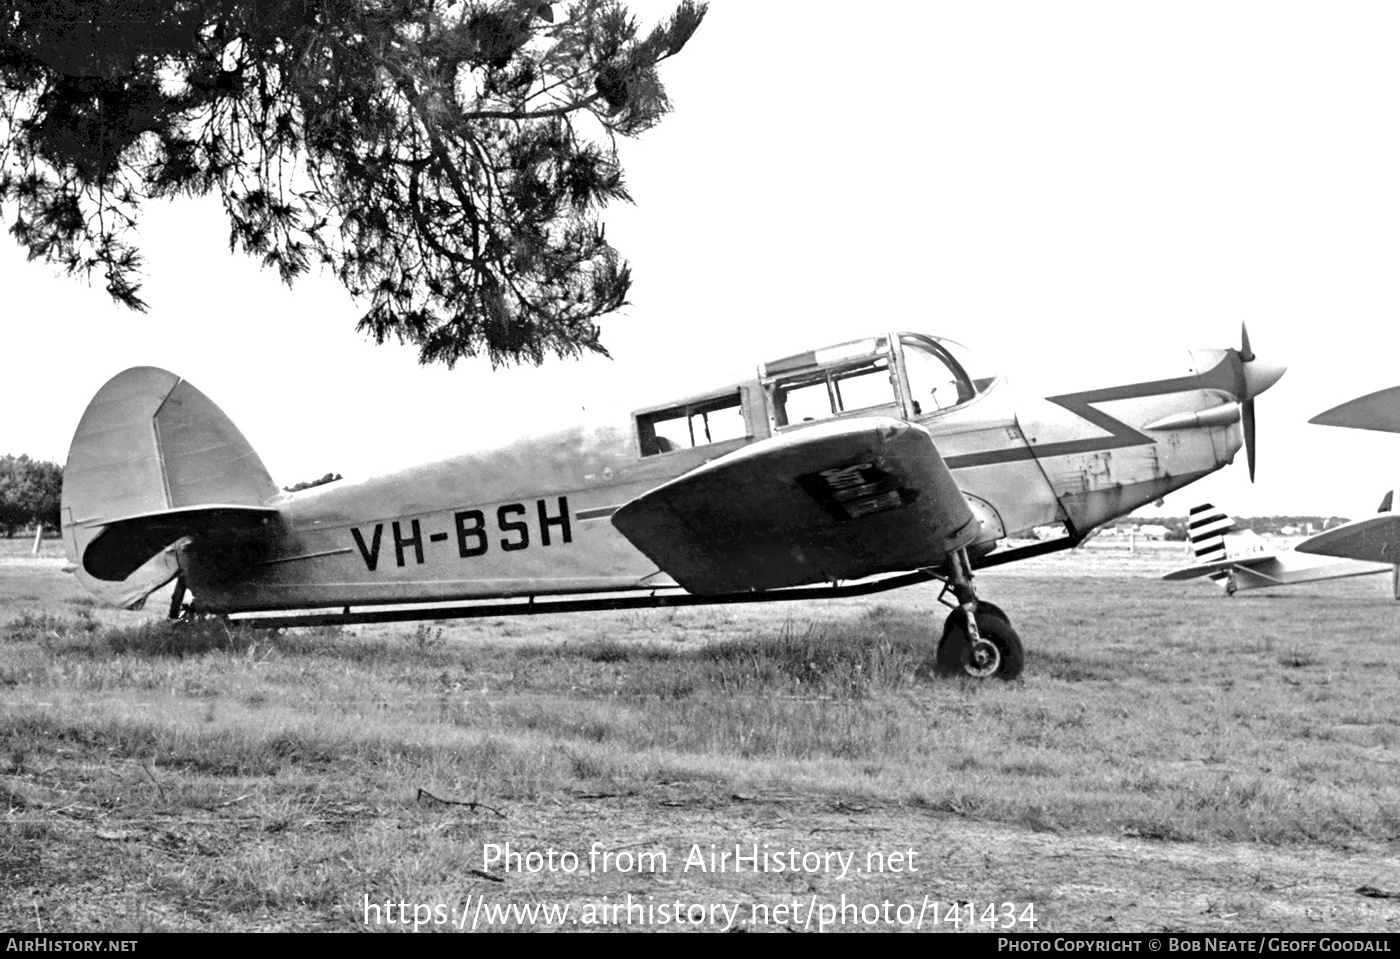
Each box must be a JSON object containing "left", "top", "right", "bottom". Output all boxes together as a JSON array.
[
  {"left": 1232, "top": 323, "right": 1286, "bottom": 482},
  {"left": 1240, "top": 325, "right": 1257, "bottom": 481}
]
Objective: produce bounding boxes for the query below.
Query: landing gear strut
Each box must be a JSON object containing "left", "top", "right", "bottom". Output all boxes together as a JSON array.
[
  {"left": 168, "top": 575, "right": 188, "bottom": 620},
  {"left": 933, "top": 547, "right": 1025, "bottom": 681}
]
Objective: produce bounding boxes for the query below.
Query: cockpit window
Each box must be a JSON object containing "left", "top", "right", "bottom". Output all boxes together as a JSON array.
[
  {"left": 770, "top": 356, "right": 898, "bottom": 427},
  {"left": 637, "top": 391, "right": 747, "bottom": 456},
  {"left": 901, "top": 334, "right": 979, "bottom": 416}
]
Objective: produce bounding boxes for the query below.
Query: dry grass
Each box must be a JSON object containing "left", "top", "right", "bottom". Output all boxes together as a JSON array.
[{"left": 2, "top": 536, "right": 1399, "bottom": 932}]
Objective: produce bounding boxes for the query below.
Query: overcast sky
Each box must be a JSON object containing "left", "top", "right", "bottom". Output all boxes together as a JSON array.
[{"left": 5, "top": 2, "right": 1400, "bottom": 518}]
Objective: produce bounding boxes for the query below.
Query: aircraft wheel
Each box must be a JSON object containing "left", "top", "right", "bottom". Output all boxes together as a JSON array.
[
  {"left": 973, "top": 600, "right": 1011, "bottom": 626},
  {"left": 936, "top": 609, "right": 1024, "bottom": 681}
]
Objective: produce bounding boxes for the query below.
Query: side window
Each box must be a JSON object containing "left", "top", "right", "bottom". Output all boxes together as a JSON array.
[
  {"left": 903, "top": 342, "right": 974, "bottom": 416},
  {"left": 772, "top": 358, "right": 897, "bottom": 427},
  {"left": 774, "top": 374, "right": 831, "bottom": 425},
  {"left": 636, "top": 392, "right": 747, "bottom": 456},
  {"left": 640, "top": 408, "right": 690, "bottom": 454},
  {"left": 833, "top": 361, "right": 896, "bottom": 412},
  {"left": 693, "top": 398, "right": 747, "bottom": 444}
]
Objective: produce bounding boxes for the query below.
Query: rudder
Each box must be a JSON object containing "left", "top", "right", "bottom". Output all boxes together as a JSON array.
[
  {"left": 61, "top": 368, "right": 280, "bottom": 608},
  {"left": 1186, "top": 503, "right": 1236, "bottom": 590}
]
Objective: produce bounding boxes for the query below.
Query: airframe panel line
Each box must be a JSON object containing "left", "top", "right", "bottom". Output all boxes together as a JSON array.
[
  {"left": 575, "top": 506, "right": 620, "bottom": 521},
  {"left": 250, "top": 547, "right": 355, "bottom": 567}
]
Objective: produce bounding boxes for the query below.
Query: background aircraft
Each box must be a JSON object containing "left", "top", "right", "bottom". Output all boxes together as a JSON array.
[
  {"left": 61, "top": 328, "right": 1283, "bottom": 680},
  {"left": 1163, "top": 502, "right": 1396, "bottom": 596},
  {"left": 1291, "top": 386, "right": 1400, "bottom": 574}
]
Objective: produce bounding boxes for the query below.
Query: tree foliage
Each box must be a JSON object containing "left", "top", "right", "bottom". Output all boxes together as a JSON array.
[
  {"left": 0, "top": 454, "right": 62, "bottom": 535},
  {"left": 0, "top": 0, "right": 706, "bottom": 366}
]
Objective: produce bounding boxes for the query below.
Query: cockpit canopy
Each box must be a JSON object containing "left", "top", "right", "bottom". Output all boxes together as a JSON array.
[
  {"left": 761, "top": 332, "right": 994, "bottom": 427},
  {"left": 632, "top": 332, "right": 998, "bottom": 457}
]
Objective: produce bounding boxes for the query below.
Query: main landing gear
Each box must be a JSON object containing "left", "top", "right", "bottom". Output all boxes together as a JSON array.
[{"left": 933, "top": 548, "right": 1025, "bottom": 681}]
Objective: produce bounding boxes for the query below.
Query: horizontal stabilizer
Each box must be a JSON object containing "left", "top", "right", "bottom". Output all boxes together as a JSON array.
[
  {"left": 1162, "top": 552, "right": 1281, "bottom": 581},
  {"left": 1296, "top": 515, "right": 1400, "bottom": 564},
  {"left": 612, "top": 417, "right": 978, "bottom": 594},
  {"left": 1230, "top": 565, "right": 1289, "bottom": 589},
  {"left": 1310, "top": 386, "right": 1400, "bottom": 433},
  {"left": 83, "top": 505, "right": 281, "bottom": 581}
]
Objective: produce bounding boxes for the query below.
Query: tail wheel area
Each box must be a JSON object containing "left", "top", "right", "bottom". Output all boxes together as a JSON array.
[{"left": 936, "top": 608, "right": 1025, "bottom": 681}]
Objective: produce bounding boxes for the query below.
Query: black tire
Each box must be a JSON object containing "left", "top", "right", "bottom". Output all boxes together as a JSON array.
[
  {"left": 973, "top": 600, "right": 1010, "bottom": 626},
  {"left": 935, "top": 609, "right": 1025, "bottom": 681}
]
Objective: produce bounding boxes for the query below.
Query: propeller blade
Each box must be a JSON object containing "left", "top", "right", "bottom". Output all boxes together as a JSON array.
[
  {"left": 1234, "top": 322, "right": 1279, "bottom": 482},
  {"left": 1243, "top": 398, "right": 1257, "bottom": 482}
]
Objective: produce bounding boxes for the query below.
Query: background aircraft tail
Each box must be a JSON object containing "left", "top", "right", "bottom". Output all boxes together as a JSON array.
[
  {"left": 1186, "top": 503, "right": 1260, "bottom": 590},
  {"left": 61, "top": 367, "right": 281, "bottom": 608}
]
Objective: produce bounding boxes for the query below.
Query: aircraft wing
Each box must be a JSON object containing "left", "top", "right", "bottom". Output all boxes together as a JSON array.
[
  {"left": 1310, "top": 386, "right": 1400, "bottom": 433},
  {"left": 1295, "top": 515, "right": 1400, "bottom": 564},
  {"left": 1162, "top": 553, "right": 1285, "bottom": 581},
  {"left": 611, "top": 417, "right": 980, "bottom": 595}
]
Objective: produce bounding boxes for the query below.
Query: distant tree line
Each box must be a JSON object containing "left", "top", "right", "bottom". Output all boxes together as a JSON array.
[
  {"left": 1226, "top": 516, "right": 1353, "bottom": 535},
  {"left": 0, "top": 458, "right": 344, "bottom": 536},
  {"left": 0, "top": 454, "right": 62, "bottom": 536},
  {"left": 1128, "top": 515, "right": 1354, "bottom": 542}
]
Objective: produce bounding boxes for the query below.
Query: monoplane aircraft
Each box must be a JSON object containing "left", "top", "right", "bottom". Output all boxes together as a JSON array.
[
  {"left": 61, "top": 328, "right": 1284, "bottom": 680},
  {"left": 1163, "top": 502, "right": 1395, "bottom": 596},
  {"left": 1287, "top": 386, "right": 1400, "bottom": 573}
]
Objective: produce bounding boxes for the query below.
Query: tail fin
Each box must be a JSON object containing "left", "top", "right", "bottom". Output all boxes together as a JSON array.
[
  {"left": 1186, "top": 503, "right": 1253, "bottom": 589},
  {"left": 61, "top": 368, "right": 281, "bottom": 608}
]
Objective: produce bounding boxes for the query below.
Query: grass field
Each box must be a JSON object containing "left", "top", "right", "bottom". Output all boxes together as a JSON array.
[{"left": 2, "top": 536, "right": 1398, "bottom": 932}]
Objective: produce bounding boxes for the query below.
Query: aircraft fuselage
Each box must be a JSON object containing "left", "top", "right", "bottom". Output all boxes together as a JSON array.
[{"left": 181, "top": 333, "right": 1259, "bottom": 614}]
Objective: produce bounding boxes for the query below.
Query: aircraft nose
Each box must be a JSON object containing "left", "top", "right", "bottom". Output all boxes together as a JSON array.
[{"left": 1241, "top": 359, "right": 1286, "bottom": 400}]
